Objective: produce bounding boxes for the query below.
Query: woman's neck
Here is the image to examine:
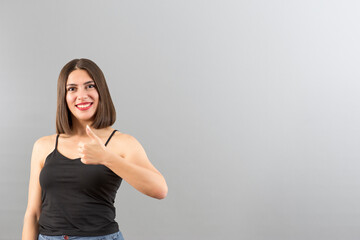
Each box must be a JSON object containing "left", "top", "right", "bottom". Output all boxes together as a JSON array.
[{"left": 71, "top": 119, "right": 93, "bottom": 136}]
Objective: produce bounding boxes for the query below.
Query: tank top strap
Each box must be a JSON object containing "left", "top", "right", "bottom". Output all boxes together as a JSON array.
[
  {"left": 55, "top": 134, "right": 60, "bottom": 148},
  {"left": 105, "top": 130, "right": 117, "bottom": 146}
]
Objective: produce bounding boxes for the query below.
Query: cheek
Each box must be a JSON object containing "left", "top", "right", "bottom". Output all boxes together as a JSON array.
[
  {"left": 66, "top": 94, "right": 75, "bottom": 107},
  {"left": 93, "top": 94, "right": 99, "bottom": 111},
  {"left": 91, "top": 92, "right": 99, "bottom": 104}
]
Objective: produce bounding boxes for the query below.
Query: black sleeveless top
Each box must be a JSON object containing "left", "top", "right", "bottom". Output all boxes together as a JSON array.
[{"left": 39, "top": 130, "right": 122, "bottom": 236}]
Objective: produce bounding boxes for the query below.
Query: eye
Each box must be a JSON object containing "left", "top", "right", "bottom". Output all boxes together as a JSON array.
[
  {"left": 67, "top": 87, "right": 75, "bottom": 92},
  {"left": 87, "top": 84, "right": 96, "bottom": 89}
]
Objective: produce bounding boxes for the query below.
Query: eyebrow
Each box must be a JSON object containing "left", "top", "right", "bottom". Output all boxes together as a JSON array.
[{"left": 66, "top": 81, "right": 94, "bottom": 87}]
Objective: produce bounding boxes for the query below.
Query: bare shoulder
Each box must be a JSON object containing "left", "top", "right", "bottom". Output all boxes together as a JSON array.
[
  {"left": 110, "top": 132, "right": 144, "bottom": 156},
  {"left": 32, "top": 134, "right": 57, "bottom": 166},
  {"left": 34, "top": 134, "right": 57, "bottom": 149},
  {"left": 112, "top": 132, "right": 141, "bottom": 147}
]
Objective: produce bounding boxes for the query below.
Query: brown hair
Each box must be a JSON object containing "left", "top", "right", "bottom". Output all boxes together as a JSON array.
[{"left": 56, "top": 58, "right": 116, "bottom": 134}]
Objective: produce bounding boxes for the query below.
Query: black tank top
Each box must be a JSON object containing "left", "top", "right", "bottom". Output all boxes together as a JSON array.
[{"left": 39, "top": 130, "right": 122, "bottom": 236}]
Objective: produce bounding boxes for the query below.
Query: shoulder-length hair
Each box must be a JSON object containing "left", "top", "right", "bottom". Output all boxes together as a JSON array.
[{"left": 56, "top": 58, "right": 116, "bottom": 134}]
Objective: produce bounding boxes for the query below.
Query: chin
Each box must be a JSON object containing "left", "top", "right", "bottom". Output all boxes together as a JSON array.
[{"left": 72, "top": 114, "right": 96, "bottom": 122}]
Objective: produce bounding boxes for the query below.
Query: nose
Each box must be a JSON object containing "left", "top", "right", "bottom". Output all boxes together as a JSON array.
[{"left": 76, "top": 88, "right": 89, "bottom": 101}]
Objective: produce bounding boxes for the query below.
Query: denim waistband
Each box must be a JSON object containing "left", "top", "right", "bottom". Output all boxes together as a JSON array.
[{"left": 38, "top": 231, "right": 124, "bottom": 240}]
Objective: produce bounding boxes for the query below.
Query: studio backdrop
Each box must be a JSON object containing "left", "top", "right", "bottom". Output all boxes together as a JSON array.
[{"left": 1, "top": 1, "right": 360, "bottom": 240}]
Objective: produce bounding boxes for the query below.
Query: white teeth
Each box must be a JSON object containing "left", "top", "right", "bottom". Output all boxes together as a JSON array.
[{"left": 77, "top": 103, "right": 91, "bottom": 108}]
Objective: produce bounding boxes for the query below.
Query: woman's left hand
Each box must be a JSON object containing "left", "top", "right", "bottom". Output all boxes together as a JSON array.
[{"left": 78, "top": 125, "right": 111, "bottom": 165}]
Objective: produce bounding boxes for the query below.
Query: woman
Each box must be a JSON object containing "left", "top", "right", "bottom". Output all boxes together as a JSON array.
[{"left": 22, "top": 58, "right": 168, "bottom": 240}]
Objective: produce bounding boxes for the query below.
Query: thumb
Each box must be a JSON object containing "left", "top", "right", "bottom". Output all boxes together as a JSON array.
[{"left": 86, "top": 125, "right": 101, "bottom": 142}]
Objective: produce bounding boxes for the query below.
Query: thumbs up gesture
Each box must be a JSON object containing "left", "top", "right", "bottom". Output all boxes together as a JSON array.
[{"left": 78, "top": 125, "right": 110, "bottom": 165}]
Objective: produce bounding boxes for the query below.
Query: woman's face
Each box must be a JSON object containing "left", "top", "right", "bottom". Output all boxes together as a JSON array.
[{"left": 66, "top": 69, "right": 99, "bottom": 122}]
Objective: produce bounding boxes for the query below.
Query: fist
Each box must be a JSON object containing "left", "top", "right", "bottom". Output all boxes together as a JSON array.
[{"left": 78, "top": 125, "right": 110, "bottom": 165}]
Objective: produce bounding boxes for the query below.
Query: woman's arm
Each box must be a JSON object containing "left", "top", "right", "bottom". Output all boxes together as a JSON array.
[
  {"left": 80, "top": 127, "right": 168, "bottom": 199},
  {"left": 104, "top": 135, "right": 168, "bottom": 199},
  {"left": 22, "top": 137, "right": 51, "bottom": 240}
]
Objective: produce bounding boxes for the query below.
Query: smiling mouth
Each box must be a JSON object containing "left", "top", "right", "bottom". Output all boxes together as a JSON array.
[{"left": 75, "top": 102, "right": 93, "bottom": 110}]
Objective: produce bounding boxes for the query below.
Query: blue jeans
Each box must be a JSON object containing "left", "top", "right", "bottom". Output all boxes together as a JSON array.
[{"left": 38, "top": 231, "right": 124, "bottom": 240}]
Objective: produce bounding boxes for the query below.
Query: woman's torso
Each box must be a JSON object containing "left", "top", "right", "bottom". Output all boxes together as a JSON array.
[{"left": 38, "top": 128, "right": 127, "bottom": 236}]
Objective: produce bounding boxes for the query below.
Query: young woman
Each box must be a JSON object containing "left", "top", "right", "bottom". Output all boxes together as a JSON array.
[{"left": 22, "top": 58, "right": 168, "bottom": 240}]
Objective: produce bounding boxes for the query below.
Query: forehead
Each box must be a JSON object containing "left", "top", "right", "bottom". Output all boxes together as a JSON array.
[{"left": 67, "top": 69, "right": 93, "bottom": 84}]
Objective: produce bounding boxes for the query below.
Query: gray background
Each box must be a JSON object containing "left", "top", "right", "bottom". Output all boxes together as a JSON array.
[{"left": 1, "top": 0, "right": 360, "bottom": 239}]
